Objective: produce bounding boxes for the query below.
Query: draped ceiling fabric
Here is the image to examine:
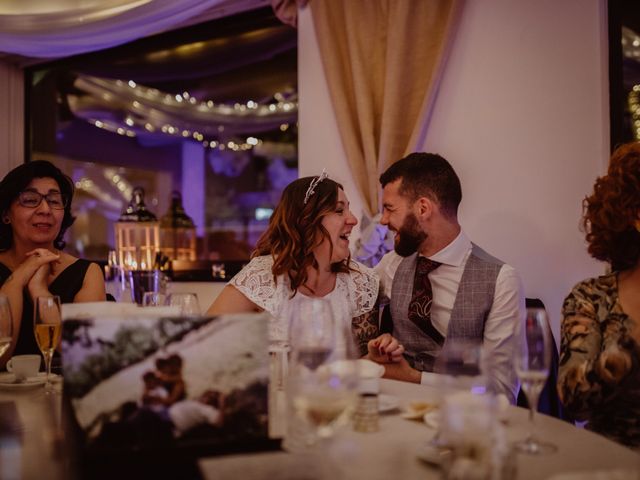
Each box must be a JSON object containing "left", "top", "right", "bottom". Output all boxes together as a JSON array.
[
  {"left": 0, "top": 0, "right": 253, "bottom": 59},
  {"left": 309, "top": 0, "right": 464, "bottom": 216},
  {"left": 0, "top": 0, "right": 274, "bottom": 176},
  {"left": 271, "top": 0, "right": 308, "bottom": 28},
  {"left": 69, "top": 74, "right": 298, "bottom": 140}
]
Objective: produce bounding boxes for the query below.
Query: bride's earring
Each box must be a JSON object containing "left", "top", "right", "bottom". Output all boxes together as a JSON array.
[{"left": 635, "top": 219, "right": 640, "bottom": 233}]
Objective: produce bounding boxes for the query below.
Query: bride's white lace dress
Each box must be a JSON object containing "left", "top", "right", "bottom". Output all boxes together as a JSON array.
[{"left": 229, "top": 255, "right": 379, "bottom": 343}]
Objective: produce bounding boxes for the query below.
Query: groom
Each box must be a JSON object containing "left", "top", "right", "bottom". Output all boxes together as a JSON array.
[{"left": 369, "top": 152, "right": 524, "bottom": 403}]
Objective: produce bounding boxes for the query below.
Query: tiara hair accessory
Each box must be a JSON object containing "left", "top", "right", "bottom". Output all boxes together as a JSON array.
[{"left": 303, "top": 169, "right": 328, "bottom": 205}]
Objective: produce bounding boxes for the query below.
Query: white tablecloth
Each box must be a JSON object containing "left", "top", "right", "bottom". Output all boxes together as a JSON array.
[{"left": 199, "top": 379, "right": 640, "bottom": 480}]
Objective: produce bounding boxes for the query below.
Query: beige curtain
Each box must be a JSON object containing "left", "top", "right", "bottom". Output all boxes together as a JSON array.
[
  {"left": 0, "top": 60, "right": 24, "bottom": 177},
  {"left": 309, "top": 0, "right": 463, "bottom": 216}
]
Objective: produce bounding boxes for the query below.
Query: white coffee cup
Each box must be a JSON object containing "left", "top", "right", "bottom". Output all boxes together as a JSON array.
[{"left": 6, "top": 354, "right": 41, "bottom": 381}]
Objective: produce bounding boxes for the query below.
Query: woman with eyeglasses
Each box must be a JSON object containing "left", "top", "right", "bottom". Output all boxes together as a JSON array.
[{"left": 0, "top": 160, "right": 105, "bottom": 364}]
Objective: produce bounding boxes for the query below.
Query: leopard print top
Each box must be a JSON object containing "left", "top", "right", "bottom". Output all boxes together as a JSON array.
[{"left": 558, "top": 273, "right": 640, "bottom": 448}]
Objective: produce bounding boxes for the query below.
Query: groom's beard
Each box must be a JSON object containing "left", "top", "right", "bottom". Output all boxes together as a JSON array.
[{"left": 394, "top": 212, "right": 427, "bottom": 257}]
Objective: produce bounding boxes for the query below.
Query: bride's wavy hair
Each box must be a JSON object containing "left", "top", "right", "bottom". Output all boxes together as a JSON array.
[{"left": 254, "top": 175, "right": 351, "bottom": 296}]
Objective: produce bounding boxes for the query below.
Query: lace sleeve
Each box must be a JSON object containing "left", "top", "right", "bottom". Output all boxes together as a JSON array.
[
  {"left": 346, "top": 260, "right": 380, "bottom": 317},
  {"left": 229, "top": 256, "right": 283, "bottom": 316}
]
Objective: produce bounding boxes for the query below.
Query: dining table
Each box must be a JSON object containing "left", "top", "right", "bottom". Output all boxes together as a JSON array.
[
  {"left": 0, "top": 375, "right": 69, "bottom": 480},
  {"left": 0, "top": 373, "right": 638, "bottom": 480},
  {"left": 199, "top": 378, "right": 640, "bottom": 480}
]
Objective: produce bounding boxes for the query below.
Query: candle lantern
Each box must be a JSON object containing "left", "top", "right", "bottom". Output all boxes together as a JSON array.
[
  {"left": 114, "top": 187, "right": 160, "bottom": 270},
  {"left": 160, "top": 191, "right": 196, "bottom": 261}
]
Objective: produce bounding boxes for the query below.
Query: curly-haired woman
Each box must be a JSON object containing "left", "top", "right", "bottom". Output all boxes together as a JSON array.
[
  {"left": 206, "top": 173, "right": 383, "bottom": 356},
  {"left": 558, "top": 142, "right": 640, "bottom": 448}
]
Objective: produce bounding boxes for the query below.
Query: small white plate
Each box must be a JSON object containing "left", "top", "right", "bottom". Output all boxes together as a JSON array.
[
  {"left": 416, "top": 443, "right": 451, "bottom": 467},
  {"left": 401, "top": 401, "right": 439, "bottom": 420},
  {"left": 0, "top": 372, "right": 53, "bottom": 389},
  {"left": 378, "top": 394, "right": 399, "bottom": 412},
  {"left": 423, "top": 410, "right": 440, "bottom": 429}
]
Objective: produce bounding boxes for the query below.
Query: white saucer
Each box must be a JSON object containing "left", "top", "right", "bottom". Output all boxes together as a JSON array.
[
  {"left": 0, "top": 372, "right": 54, "bottom": 389},
  {"left": 378, "top": 394, "right": 400, "bottom": 412}
]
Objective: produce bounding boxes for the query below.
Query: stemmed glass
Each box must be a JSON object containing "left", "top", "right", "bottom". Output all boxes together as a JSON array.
[
  {"left": 284, "top": 297, "right": 358, "bottom": 451},
  {"left": 430, "top": 338, "right": 485, "bottom": 447},
  {"left": 167, "top": 293, "right": 200, "bottom": 316},
  {"left": 142, "top": 292, "right": 167, "bottom": 307},
  {"left": 34, "top": 295, "right": 62, "bottom": 394},
  {"left": 514, "top": 307, "right": 557, "bottom": 454},
  {"left": 0, "top": 295, "right": 13, "bottom": 358}
]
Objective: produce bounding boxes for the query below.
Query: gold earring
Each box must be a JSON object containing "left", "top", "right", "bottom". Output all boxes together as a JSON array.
[{"left": 636, "top": 219, "right": 640, "bottom": 233}]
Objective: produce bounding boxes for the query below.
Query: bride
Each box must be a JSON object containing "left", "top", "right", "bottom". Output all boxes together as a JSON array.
[{"left": 207, "top": 172, "right": 389, "bottom": 356}]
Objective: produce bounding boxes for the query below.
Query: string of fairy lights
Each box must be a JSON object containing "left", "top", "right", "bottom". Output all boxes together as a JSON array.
[
  {"left": 623, "top": 27, "right": 640, "bottom": 140},
  {"left": 69, "top": 75, "right": 298, "bottom": 151}
]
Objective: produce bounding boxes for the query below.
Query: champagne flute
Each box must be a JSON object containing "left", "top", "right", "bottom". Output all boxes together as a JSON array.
[
  {"left": 285, "top": 297, "right": 358, "bottom": 451},
  {"left": 514, "top": 307, "right": 557, "bottom": 454},
  {"left": 0, "top": 295, "right": 13, "bottom": 358},
  {"left": 34, "top": 295, "right": 62, "bottom": 394}
]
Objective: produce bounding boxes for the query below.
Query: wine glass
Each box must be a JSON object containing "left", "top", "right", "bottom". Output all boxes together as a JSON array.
[
  {"left": 0, "top": 295, "right": 13, "bottom": 358},
  {"left": 34, "top": 295, "right": 62, "bottom": 394},
  {"left": 284, "top": 297, "right": 358, "bottom": 451},
  {"left": 434, "top": 337, "right": 485, "bottom": 392},
  {"left": 167, "top": 293, "right": 200, "bottom": 316},
  {"left": 430, "top": 338, "right": 485, "bottom": 447},
  {"left": 142, "top": 292, "right": 167, "bottom": 307},
  {"left": 514, "top": 307, "right": 557, "bottom": 454}
]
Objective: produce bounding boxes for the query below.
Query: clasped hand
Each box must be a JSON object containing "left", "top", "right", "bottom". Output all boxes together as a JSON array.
[
  {"left": 366, "top": 333, "right": 422, "bottom": 383},
  {"left": 366, "top": 333, "right": 405, "bottom": 364},
  {"left": 23, "top": 248, "right": 60, "bottom": 297}
]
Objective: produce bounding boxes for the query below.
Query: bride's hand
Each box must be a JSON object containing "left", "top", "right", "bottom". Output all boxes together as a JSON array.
[{"left": 367, "top": 333, "right": 405, "bottom": 364}]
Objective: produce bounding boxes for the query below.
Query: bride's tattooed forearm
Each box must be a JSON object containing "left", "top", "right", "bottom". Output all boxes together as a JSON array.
[{"left": 352, "top": 306, "right": 380, "bottom": 356}]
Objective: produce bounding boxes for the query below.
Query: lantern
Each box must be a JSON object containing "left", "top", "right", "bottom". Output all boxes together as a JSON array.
[
  {"left": 160, "top": 191, "right": 196, "bottom": 261},
  {"left": 114, "top": 187, "right": 160, "bottom": 270}
]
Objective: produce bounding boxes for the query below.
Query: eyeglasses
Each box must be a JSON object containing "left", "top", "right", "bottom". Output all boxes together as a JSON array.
[{"left": 17, "top": 191, "right": 67, "bottom": 210}]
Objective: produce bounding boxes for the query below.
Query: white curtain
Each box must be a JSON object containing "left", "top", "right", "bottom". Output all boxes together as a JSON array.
[
  {"left": 0, "top": 62, "right": 23, "bottom": 177},
  {"left": 0, "top": 0, "right": 240, "bottom": 58},
  {"left": 309, "top": 0, "right": 463, "bottom": 216}
]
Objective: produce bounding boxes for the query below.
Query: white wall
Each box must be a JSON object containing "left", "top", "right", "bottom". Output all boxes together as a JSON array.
[{"left": 298, "top": 0, "right": 609, "bottom": 337}]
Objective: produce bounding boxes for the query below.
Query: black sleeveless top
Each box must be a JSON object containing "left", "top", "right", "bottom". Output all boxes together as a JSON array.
[{"left": 0, "top": 259, "right": 93, "bottom": 355}]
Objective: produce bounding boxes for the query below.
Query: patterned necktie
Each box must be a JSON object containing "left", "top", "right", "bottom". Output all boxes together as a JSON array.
[{"left": 408, "top": 256, "right": 444, "bottom": 345}]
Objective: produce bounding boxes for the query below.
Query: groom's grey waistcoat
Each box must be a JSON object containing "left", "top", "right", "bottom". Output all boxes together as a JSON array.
[{"left": 390, "top": 244, "right": 503, "bottom": 371}]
